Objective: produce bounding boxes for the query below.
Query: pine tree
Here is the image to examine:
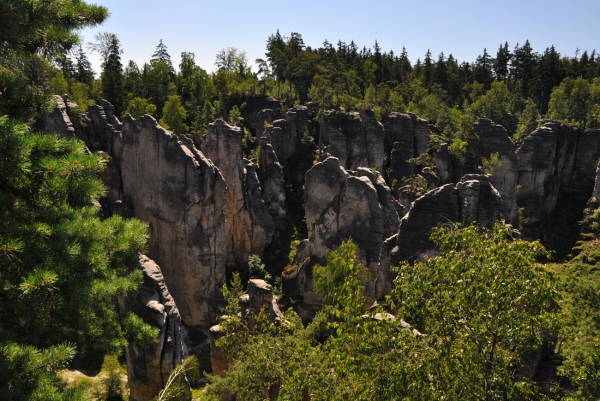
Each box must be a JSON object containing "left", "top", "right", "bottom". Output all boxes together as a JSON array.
[
  {"left": 101, "top": 34, "right": 125, "bottom": 116},
  {"left": 151, "top": 39, "right": 174, "bottom": 74}
]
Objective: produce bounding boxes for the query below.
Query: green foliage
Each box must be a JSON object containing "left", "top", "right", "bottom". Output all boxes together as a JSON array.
[
  {"left": 227, "top": 104, "right": 243, "bottom": 125},
  {"left": 481, "top": 151, "right": 503, "bottom": 176},
  {"left": 0, "top": 0, "right": 107, "bottom": 56},
  {"left": 0, "top": 341, "right": 78, "bottom": 400},
  {"left": 313, "top": 241, "right": 368, "bottom": 314},
  {"left": 248, "top": 255, "right": 272, "bottom": 283},
  {"left": 548, "top": 77, "right": 600, "bottom": 128},
  {"left": 550, "top": 203, "right": 600, "bottom": 398},
  {"left": 207, "top": 226, "right": 562, "bottom": 400},
  {"left": 154, "top": 356, "right": 199, "bottom": 401},
  {"left": 160, "top": 95, "right": 188, "bottom": 136},
  {"left": 100, "top": 355, "right": 125, "bottom": 401},
  {"left": 124, "top": 96, "right": 157, "bottom": 118},
  {"left": 401, "top": 174, "right": 429, "bottom": 195},
  {"left": 0, "top": 116, "right": 153, "bottom": 399}
]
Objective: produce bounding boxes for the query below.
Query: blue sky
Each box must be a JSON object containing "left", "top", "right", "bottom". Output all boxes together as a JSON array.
[{"left": 81, "top": 0, "right": 600, "bottom": 74}]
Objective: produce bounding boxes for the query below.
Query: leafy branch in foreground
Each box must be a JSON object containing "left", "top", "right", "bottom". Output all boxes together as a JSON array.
[{"left": 206, "top": 226, "right": 562, "bottom": 400}]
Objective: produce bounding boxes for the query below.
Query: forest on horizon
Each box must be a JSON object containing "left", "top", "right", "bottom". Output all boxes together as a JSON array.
[{"left": 5, "top": 29, "right": 599, "bottom": 143}]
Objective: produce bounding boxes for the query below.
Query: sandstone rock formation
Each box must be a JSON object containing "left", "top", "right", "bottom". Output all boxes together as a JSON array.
[
  {"left": 516, "top": 121, "right": 600, "bottom": 250},
  {"left": 319, "top": 110, "right": 385, "bottom": 171},
  {"left": 209, "top": 279, "right": 284, "bottom": 377},
  {"left": 119, "top": 255, "right": 183, "bottom": 401},
  {"left": 294, "top": 157, "right": 400, "bottom": 304},
  {"left": 258, "top": 137, "right": 287, "bottom": 231},
  {"left": 202, "top": 120, "right": 276, "bottom": 271},
  {"left": 472, "top": 118, "right": 518, "bottom": 224},
  {"left": 33, "top": 95, "right": 76, "bottom": 138},
  {"left": 115, "top": 116, "right": 228, "bottom": 327},
  {"left": 383, "top": 112, "right": 433, "bottom": 185},
  {"left": 240, "top": 96, "right": 282, "bottom": 134},
  {"left": 376, "top": 175, "right": 503, "bottom": 298}
]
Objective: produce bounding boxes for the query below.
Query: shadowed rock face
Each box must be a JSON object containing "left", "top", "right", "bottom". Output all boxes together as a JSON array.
[
  {"left": 119, "top": 255, "right": 183, "bottom": 401},
  {"left": 295, "top": 157, "right": 400, "bottom": 304},
  {"left": 517, "top": 121, "right": 600, "bottom": 250},
  {"left": 383, "top": 112, "right": 432, "bottom": 185},
  {"left": 202, "top": 120, "right": 275, "bottom": 272},
  {"left": 473, "top": 119, "right": 518, "bottom": 225},
  {"left": 320, "top": 110, "right": 385, "bottom": 171},
  {"left": 116, "top": 115, "right": 228, "bottom": 327},
  {"left": 376, "top": 176, "right": 503, "bottom": 299}
]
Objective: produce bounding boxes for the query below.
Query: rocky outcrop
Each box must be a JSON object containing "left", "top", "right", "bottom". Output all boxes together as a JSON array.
[
  {"left": 240, "top": 96, "right": 282, "bottom": 135},
  {"left": 258, "top": 137, "right": 287, "bottom": 231},
  {"left": 383, "top": 112, "right": 432, "bottom": 184},
  {"left": 435, "top": 143, "right": 453, "bottom": 182},
  {"left": 473, "top": 118, "right": 518, "bottom": 224},
  {"left": 33, "top": 95, "right": 76, "bottom": 138},
  {"left": 320, "top": 110, "right": 385, "bottom": 171},
  {"left": 209, "top": 279, "right": 284, "bottom": 377},
  {"left": 256, "top": 108, "right": 275, "bottom": 138},
  {"left": 202, "top": 120, "right": 275, "bottom": 272},
  {"left": 376, "top": 175, "right": 503, "bottom": 298},
  {"left": 112, "top": 115, "right": 228, "bottom": 327},
  {"left": 294, "top": 157, "right": 400, "bottom": 304},
  {"left": 280, "top": 258, "right": 322, "bottom": 323},
  {"left": 516, "top": 121, "right": 600, "bottom": 250},
  {"left": 119, "top": 255, "right": 183, "bottom": 401}
]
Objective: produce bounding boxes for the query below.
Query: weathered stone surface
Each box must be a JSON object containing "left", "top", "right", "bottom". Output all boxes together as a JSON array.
[
  {"left": 119, "top": 255, "right": 183, "bottom": 401},
  {"left": 516, "top": 122, "right": 600, "bottom": 248},
  {"left": 435, "top": 143, "right": 453, "bottom": 183},
  {"left": 320, "top": 110, "right": 382, "bottom": 170},
  {"left": 457, "top": 175, "right": 502, "bottom": 229},
  {"left": 209, "top": 323, "right": 228, "bottom": 377},
  {"left": 473, "top": 118, "right": 518, "bottom": 224},
  {"left": 383, "top": 112, "right": 432, "bottom": 184},
  {"left": 327, "top": 128, "right": 348, "bottom": 164},
  {"left": 303, "top": 157, "right": 349, "bottom": 259},
  {"left": 360, "top": 109, "right": 385, "bottom": 171},
  {"left": 411, "top": 113, "right": 431, "bottom": 156},
  {"left": 376, "top": 177, "right": 503, "bottom": 299},
  {"left": 33, "top": 95, "right": 76, "bottom": 138},
  {"left": 202, "top": 120, "right": 275, "bottom": 271},
  {"left": 294, "top": 157, "right": 400, "bottom": 305},
  {"left": 258, "top": 137, "right": 287, "bottom": 231},
  {"left": 117, "top": 115, "right": 228, "bottom": 327},
  {"left": 280, "top": 258, "right": 322, "bottom": 323},
  {"left": 240, "top": 96, "right": 281, "bottom": 135},
  {"left": 256, "top": 109, "right": 275, "bottom": 138},
  {"left": 286, "top": 105, "right": 309, "bottom": 148},
  {"left": 593, "top": 160, "right": 600, "bottom": 202}
]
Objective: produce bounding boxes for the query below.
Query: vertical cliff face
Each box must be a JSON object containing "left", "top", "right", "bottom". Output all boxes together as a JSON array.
[
  {"left": 119, "top": 255, "right": 183, "bottom": 401},
  {"left": 297, "top": 156, "right": 400, "bottom": 303},
  {"left": 517, "top": 121, "right": 600, "bottom": 254},
  {"left": 319, "top": 110, "right": 385, "bottom": 171},
  {"left": 376, "top": 175, "right": 503, "bottom": 299},
  {"left": 116, "top": 115, "right": 228, "bottom": 327},
  {"left": 202, "top": 120, "right": 275, "bottom": 272},
  {"left": 473, "top": 118, "right": 518, "bottom": 225}
]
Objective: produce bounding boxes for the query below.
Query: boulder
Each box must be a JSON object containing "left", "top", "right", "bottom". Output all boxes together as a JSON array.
[{"left": 119, "top": 255, "right": 183, "bottom": 401}]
